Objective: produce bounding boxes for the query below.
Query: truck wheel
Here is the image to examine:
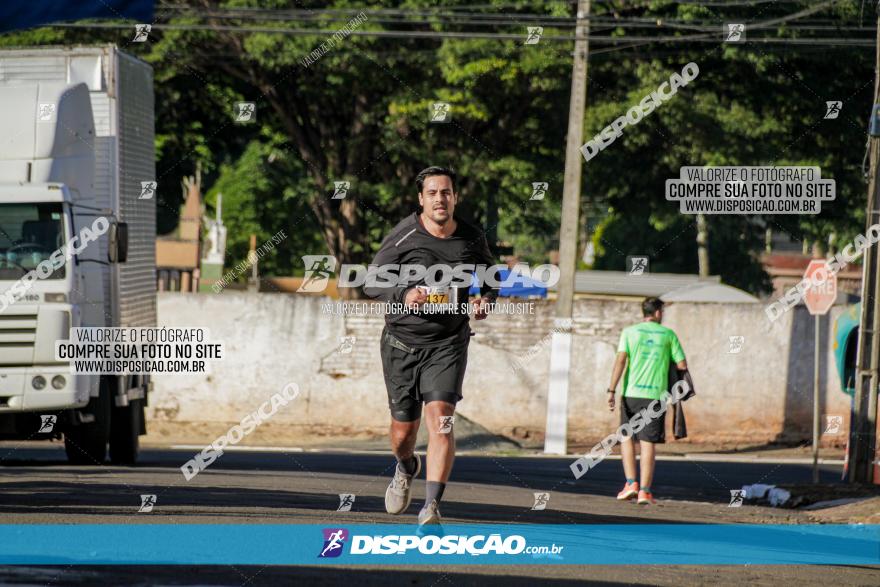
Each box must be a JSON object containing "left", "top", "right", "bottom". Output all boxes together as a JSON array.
[
  {"left": 110, "top": 397, "right": 142, "bottom": 465},
  {"left": 64, "top": 377, "right": 111, "bottom": 465}
]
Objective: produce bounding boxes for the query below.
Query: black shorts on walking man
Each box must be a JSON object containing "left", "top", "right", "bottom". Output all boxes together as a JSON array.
[{"left": 363, "top": 166, "right": 499, "bottom": 526}]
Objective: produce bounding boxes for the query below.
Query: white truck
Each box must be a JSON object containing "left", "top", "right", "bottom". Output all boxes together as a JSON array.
[{"left": 0, "top": 46, "right": 156, "bottom": 464}]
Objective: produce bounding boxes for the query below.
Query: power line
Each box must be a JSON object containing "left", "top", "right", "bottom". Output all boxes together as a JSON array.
[
  {"left": 157, "top": 3, "right": 840, "bottom": 24},
  {"left": 53, "top": 21, "right": 875, "bottom": 45},
  {"left": 160, "top": 4, "right": 579, "bottom": 23},
  {"left": 158, "top": 42, "right": 852, "bottom": 61},
  {"left": 148, "top": 2, "right": 875, "bottom": 43},
  {"left": 157, "top": 4, "right": 855, "bottom": 25},
  {"left": 157, "top": 7, "right": 877, "bottom": 34},
  {"left": 586, "top": 0, "right": 852, "bottom": 57},
  {"left": 592, "top": 0, "right": 810, "bottom": 5}
]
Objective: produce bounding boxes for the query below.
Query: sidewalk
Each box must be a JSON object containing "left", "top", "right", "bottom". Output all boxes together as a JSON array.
[
  {"left": 568, "top": 439, "right": 846, "bottom": 461},
  {"left": 144, "top": 418, "right": 847, "bottom": 462}
]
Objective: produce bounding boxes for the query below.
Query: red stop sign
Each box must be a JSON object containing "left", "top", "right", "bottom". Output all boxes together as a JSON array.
[{"left": 803, "top": 259, "right": 837, "bottom": 315}]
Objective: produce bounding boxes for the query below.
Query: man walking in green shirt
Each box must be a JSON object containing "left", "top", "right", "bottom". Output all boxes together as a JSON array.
[{"left": 606, "top": 297, "right": 687, "bottom": 505}]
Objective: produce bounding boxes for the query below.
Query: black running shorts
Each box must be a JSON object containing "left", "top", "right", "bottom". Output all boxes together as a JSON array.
[
  {"left": 380, "top": 327, "right": 469, "bottom": 422},
  {"left": 620, "top": 396, "right": 666, "bottom": 444}
]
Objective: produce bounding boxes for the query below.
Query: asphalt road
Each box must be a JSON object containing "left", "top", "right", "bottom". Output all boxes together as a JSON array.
[{"left": 0, "top": 443, "right": 876, "bottom": 586}]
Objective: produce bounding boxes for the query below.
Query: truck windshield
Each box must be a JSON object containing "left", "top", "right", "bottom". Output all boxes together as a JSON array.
[{"left": 0, "top": 203, "right": 66, "bottom": 279}]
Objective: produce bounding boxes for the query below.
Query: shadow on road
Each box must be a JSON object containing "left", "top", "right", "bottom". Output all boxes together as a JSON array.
[
  {"left": 0, "top": 565, "right": 636, "bottom": 586},
  {"left": 0, "top": 476, "right": 698, "bottom": 525},
  {"left": 0, "top": 446, "right": 843, "bottom": 514}
]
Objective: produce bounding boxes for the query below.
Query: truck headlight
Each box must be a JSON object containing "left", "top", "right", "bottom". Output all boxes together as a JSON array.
[
  {"left": 32, "top": 376, "right": 46, "bottom": 390},
  {"left": 44, "top": 293, "right": 67, "bottom": 303},
  {"left": 52, "top": 375, "right": 66, "bottom": 389}
]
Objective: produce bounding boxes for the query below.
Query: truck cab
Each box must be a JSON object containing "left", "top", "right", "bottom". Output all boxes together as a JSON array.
[
  {"left": 0, "top": 185, "right": 98, "bottom": 413},
  {"left": 0, "top": 46, "right": 156, "bottom": 464}
]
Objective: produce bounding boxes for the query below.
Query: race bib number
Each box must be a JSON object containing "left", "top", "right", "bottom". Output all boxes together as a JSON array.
[{"left": 418, "top": 285, "right": 458, "bottom": 306}]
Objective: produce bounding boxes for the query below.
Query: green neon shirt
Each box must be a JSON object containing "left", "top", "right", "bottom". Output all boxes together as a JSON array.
[{"left": 617, "top": 321, "right": 686, "bottom": 400}]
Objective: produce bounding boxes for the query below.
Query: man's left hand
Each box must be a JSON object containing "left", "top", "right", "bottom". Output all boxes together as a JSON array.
[{"left": 473, "top": 297, "right": 492, "bottom": 320}]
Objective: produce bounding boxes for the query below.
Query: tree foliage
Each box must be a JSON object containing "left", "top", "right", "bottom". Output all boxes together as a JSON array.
[{"left": 0, "top": 0, "right": 873, "bottom": 294}]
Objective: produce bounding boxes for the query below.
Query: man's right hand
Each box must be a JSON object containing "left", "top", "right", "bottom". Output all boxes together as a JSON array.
[
  {"left": 607, "top": 390, "right": 616, "bottom": 411},
  {"left": 404, "top": 287, "right": 428, "bottom": 309}
]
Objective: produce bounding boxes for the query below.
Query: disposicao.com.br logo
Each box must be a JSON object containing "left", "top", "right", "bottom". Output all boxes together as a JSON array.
[
  {"left": 317, "top": 527, "right": 563, "bottom": 558},
  {"left": 319, "top": 528, "right": 349, "bottom": 558}
]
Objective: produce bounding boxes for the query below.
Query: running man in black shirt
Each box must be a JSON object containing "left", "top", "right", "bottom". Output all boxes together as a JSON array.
[{"left": 363, "top": 166, "right": 499, "bottom": 525}]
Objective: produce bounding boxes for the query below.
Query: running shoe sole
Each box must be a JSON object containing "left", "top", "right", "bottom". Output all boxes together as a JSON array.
[
  {"left": 419, "top": 510, "right": 441, "bottom": 525},
  {"left": 418, "top": 500, "right": 442, "bottom": 526},
  {"left": 617, "top": 488, "right": 639, "bottom": 501}
]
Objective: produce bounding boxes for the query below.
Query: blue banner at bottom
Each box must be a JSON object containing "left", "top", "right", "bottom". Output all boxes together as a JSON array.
[{"left": 0, "top": 524, "right": 877, "bottom": 565}]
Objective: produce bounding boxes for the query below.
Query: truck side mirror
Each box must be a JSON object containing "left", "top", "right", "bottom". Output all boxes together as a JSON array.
[{"left": 109, "top": 222, "right": 129, "bottom": 263}]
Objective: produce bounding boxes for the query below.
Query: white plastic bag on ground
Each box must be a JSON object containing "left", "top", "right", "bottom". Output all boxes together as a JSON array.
[
  {"left": 741, "top": 484, "right": 775, "bottom": 500},
  {"left": 768, "top": 487, "right": 791, "bottom": 507}
]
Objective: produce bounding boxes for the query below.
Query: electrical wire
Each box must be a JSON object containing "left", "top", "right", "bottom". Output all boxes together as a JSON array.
[
  {"left": 156, "top": 8, "right": 878, "bottom": 34},
  {"left": 51, "top": 22, "right": 876, "bottom": 45}
]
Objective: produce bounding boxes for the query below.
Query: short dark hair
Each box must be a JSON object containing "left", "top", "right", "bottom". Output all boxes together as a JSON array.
[
  {"left": 415, "top": 166, "right": 457, "bottom": 194},
  {"left": 642, "top": 297, "right": 664, "bottom": 317}
]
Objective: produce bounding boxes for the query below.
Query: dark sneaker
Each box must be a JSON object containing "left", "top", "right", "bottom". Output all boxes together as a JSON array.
[
  {"left": 418, "top": 499, "right": 442, "bottom": 526},
  {"left": 384, "top": 454, "right": 421, "bottom": 515}
]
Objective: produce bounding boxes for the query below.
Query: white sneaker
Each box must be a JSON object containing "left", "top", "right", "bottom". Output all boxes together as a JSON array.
[
  {"left": 418, "top": 499, "right": 442, "bottom": 525},
  {"left": 384, "top": 454, "right": 421, "bottom": 515}
]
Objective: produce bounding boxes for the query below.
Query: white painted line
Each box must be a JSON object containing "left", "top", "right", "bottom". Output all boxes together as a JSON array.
[
  {"left": 162, "top": 445, "right": 844, "bottom": 465},
  {"left": 680, "top": 454, "right": 846, "bottom": 465},
  {"left": 170, "top": 445, "right": 304, "bottom": 453},
  {"left": 558, "top": 453, "right": 844, "bottom": 465}
]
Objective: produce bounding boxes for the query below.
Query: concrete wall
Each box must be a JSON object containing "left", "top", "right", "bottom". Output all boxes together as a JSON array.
[{"left": 150, "top": 292, "right": 852, "bottom": 445}]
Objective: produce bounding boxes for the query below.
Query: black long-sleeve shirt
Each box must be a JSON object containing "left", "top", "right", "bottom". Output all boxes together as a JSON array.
[{"left": 363, "top": 212, "right": 499, "bottom": 348}]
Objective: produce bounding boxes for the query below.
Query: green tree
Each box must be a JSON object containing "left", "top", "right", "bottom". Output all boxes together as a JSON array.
[
  {"left": 206, "top": 132, "right": 324, "bottom": 278},
  {"left": 583, "top": 0, "right": 872, "bottom": 293},
  {"left": 2, "top": 0, "right": 872, "bottom": 298}
]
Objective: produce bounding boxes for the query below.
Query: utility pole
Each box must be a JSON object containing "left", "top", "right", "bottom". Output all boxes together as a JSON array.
[
  {"left": 248, "top": 234, "right": 259, "bottom": 292},
  {"left": 848, "top": 2, "right": 880, "bottom": 484},
  {"left": 696, "top": 213, "right": 709, "bottom": 278},
  {"left": 544, "top": 0, "right": 591, "bottom": 455},
  {"left": 813, "top": 311, "right": 821, "bottom": 483}
]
